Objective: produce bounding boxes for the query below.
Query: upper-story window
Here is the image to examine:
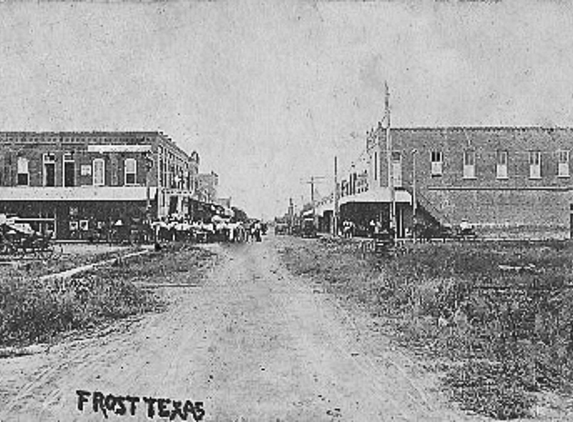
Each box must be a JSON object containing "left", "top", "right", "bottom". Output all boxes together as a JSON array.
[
  {"left": 431, "top": 151, "right": 443, "bottom": 177},
  {"left": 124, "top": 158, "right": 137, "bottom": 185},
  {"left": 169, "top": 165, "right": 176, "bottom": 188},
  {"left": 17, "top": 157, "right": 29, "bottom": 186},
  {"left": 93, "top": 158, "right": 105, "bottom": 186},
  {"left": 63, "top": 152, "right": 75, "bottom": 187},
  {"left": 463, "top": 150, "right": 476, "bottom": 179},
  {"left": 43, "top": 153, "right": 56, "bottom": 187},
  {"left": 529, "top": 151, "right": 542, "bottom": 179},
  {"left": 392, "top": 151, "right": 402, "bottom": 187},
  {"left": 496, "top": 150, "right": 508, "bottom": 179},
  {"left": 558, "top": 150, "right": 570, "bottom": 178}
]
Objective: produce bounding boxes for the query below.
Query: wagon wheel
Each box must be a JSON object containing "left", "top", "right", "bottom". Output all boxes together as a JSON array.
[
  {"left": 0, "top": 242, "right": 17, "bottom": 256},
  {"left": 10, "top": 240, "right": 27, "bottom": 258},
  {"left": 33, "top": 244, "right": 52, "bottom": 260},
  {"left": 34, "top": 240, "right": 62, "bottom": 260},
  {"left": 366, "top": 241, "right": 373, "bottom": 253}
]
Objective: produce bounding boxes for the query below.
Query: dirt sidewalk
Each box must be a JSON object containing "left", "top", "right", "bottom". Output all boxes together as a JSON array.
[{"left": 0, "top": 239, "right": 479, "bottom": 421}]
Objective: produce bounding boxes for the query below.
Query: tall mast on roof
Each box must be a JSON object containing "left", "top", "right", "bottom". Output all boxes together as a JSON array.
[{"left": 384, "top": 82, "right": 396, "bottom": 239}]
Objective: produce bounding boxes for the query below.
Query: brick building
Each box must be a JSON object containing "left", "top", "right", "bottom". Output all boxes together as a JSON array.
[
  {"left": 196, "top": 171, "right": 219, "bottom": 203},
  {"left": 0, "top": 131, "right": 203, "bottom": 239},
  {"left": 329, "top": 127, "right": 573, "bottom": 239}
]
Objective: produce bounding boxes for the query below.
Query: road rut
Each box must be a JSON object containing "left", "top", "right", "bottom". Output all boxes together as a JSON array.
[{"left": 0, "top": 238, "right": 474, "bottom": 421}]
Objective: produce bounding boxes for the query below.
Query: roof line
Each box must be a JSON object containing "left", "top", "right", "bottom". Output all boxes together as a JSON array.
[{"left": 390, "top": 126, "right": 573, "bottom": 131}]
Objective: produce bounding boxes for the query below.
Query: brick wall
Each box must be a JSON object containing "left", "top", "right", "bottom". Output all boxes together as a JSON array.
[
  {"left": 0, "top": 132, "right": 171, "bottom": 188},
  {"left": 367, "top": 127, "right": 573, "bottom": 238}
]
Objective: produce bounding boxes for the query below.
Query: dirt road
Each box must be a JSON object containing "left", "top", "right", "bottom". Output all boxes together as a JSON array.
[{"left": 0, "top": 237, "right": 477, "bottom": 422}]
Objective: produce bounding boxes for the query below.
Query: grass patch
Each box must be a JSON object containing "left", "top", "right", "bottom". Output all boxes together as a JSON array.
[
  {"left": 0, "top": 246, "right": 141, "bottom": 280},
  {"left": 0, "top": 243, "right": 216, "bottom": 348},
  {"left": 279, "top": 237, "right": 573, "bottom": 419}
]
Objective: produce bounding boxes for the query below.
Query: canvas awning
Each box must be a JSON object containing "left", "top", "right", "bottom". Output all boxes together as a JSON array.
[{"left": 339, "top": 188, "right": 411, "bottom": 206}]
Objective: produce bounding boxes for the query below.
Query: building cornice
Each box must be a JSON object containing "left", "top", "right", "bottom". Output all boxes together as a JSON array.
[
  {"left": 391, "top": 126, "right": 573, "bottom": 132},
  {"left": 428, "top": 185, "right": 573, "bottom": 192}
]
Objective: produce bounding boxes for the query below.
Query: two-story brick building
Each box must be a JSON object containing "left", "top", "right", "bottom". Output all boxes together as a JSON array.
[
  {"left": 331, "top": 127, "right": 573, "bottom": 239},
  {"left": 0, "top": 131, "right": 203, "bottom": 239}
]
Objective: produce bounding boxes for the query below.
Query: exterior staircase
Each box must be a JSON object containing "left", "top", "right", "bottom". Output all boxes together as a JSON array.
[{"left": 402, "top": 186, "right": 453, "bottom": 228}]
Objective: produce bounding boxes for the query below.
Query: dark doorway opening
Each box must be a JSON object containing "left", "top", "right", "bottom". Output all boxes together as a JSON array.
[
  {"left": 64, "top": 162, "right": 75, "bottom": 187},
  {"left": 44, "top": 163, "right": 55, "bottom": 187},
  {"left": 169, "top": 196, "right": 178, "bottom": 215}
]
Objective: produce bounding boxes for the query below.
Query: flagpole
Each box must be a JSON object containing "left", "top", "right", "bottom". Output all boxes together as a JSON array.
[
  {"left": 385, "top": 82, "right": 396, "bottom": 241},
  {"left": 333, "top": 155, "right": 339, "bottom": 236}
]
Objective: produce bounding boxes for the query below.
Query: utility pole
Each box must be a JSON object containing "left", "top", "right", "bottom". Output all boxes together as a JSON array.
[
  {"left": 384, "top": 81, "right": 397, "bottom": 241},
  {"left": 411, "top": 149, "right": 418, "bottom": 243},
  {"left": 333, "top": 156, "right": 339, "bottom": 236},
  {"left": 288, "top": 197, "right": 294, "bottom": 234},
  {"left": 302, "top": 176, "right": 326, "bottom": 228}
]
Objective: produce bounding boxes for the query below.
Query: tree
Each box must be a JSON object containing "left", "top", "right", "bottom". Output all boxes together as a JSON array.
[{"left": 231, "top": 206, "right": 249, "bottom": 223}]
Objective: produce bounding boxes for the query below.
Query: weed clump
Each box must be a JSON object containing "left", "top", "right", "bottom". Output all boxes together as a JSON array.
[
  {"left": 0, "top": 275, "right": 157, "bottom": 347},
  {"left": 0, "top": 245, "right": 215, "bottom": 348},
  {"left": 280, "top": 239, "right": 573, "bottom": 419}
]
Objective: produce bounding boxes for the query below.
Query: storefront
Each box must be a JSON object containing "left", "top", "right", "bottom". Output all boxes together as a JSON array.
[{"left": 0, "top": 186, "right": 157, "bottom": 240}]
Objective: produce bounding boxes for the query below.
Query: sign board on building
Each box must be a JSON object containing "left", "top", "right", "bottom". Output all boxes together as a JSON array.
[{"left": 87, "top": 145, "right": 151, "bottom": 153}]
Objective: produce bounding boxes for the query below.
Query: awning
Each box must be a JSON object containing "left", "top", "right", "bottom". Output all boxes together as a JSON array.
[
  {"left": 339, "top": 188, "right": 411, "bottom": 206},
  {"left": 315, "top": 201, "right": 334, "bottom": 215},
  {"left": 0, "top": 186, "right": 157, "bottom": 202}
]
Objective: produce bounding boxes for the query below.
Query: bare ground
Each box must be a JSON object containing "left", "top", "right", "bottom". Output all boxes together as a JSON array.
[{"left": 0, "top": 237, "right": 486, "bottom": 422}]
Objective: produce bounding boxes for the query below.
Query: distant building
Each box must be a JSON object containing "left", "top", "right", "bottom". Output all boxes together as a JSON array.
[
  {"left": 196, "top": 171, "right": 219, "bottom": 203},
  {"left": 321, "top": 127, "right": 573, "bottom": 239},
  {"left": 215, "top": 197, "right": 231, "bottom": 209},
  {"left": 0, "top": 131, "right": 202, "bottom": 239}
]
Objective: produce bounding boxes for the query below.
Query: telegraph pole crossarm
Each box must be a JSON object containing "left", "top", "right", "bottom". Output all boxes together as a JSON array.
[{"left": 301, "top": 176, "right": 326, "bottom": 230}]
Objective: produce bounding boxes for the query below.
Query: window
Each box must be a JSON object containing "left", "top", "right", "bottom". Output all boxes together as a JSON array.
[
  {"left": 17, "top": 157, "right": 29, "bottom": 186},
  {"left": 124, "top": 158, "right": 137, "bottom": 185},
  {"left": 529, "top": 151, "right": 541, "bottom": 179},
  {"left": 392, "top": 151, "right": 402, "bottom": 187},
  {"left": 43, "top": 153, "right": 56, "bottom": 187},
  {"left": 558, "top": 150, "right": 570, "bottom": 177},
  {"left": 463, "top": 150, "right": 476, "bottom": 179},
  {"left": 63, "top": 152, "right": 75, "bottom": 187},
  {"left": 81, "top": 165, "right": 92, "bottom": 177},
  {"left": 496, "top": 150, "right": 508, "bottom": 179},
  {"left": 373, "top": 151, "right": 378, "bottom": 181},
  {"left": 93, "top": 159, "right": 105, "bottom": 186},
  {"left": 431, "top": 151, "right": 443, "bottom": 176},
  {"left": 170, "top": 165, "right": 176, "bottom": 188}
]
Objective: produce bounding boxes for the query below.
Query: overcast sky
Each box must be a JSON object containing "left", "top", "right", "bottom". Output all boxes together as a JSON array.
[{"left": 1, "top": 0, "right": 572, "bottom": 218}]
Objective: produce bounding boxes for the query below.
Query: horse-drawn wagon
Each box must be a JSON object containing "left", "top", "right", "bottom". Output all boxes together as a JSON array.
[{"left": 0, "top": 221, "right": 59, "bottom": 258}]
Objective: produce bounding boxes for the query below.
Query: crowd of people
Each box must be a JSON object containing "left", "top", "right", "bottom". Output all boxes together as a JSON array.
[
  {"left": 340, "top": 219, "right": 395, "bottom": 240},
  {"left": 151, "top": 214, "right": 266, "bottom": 246}
]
